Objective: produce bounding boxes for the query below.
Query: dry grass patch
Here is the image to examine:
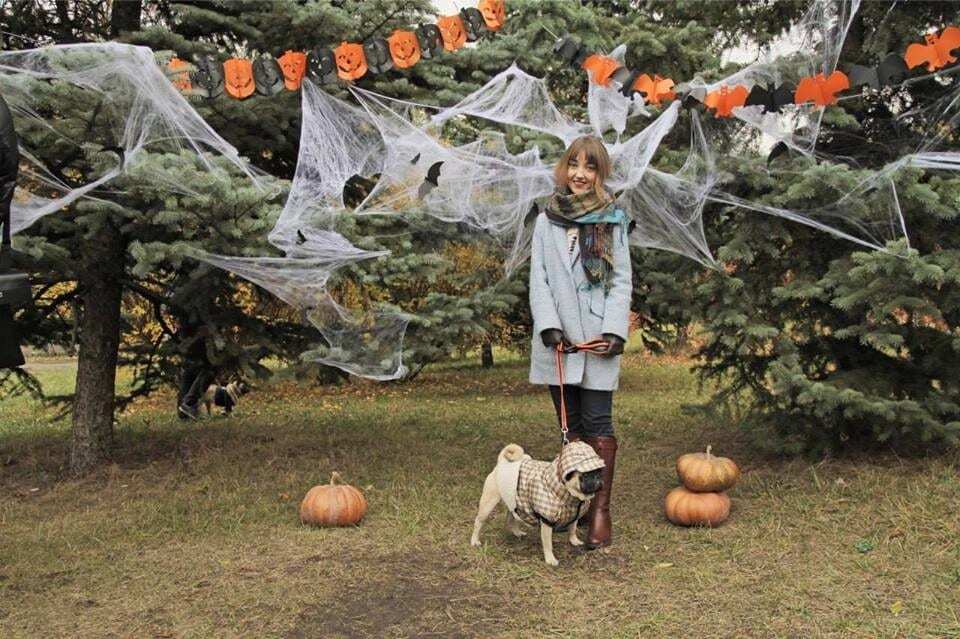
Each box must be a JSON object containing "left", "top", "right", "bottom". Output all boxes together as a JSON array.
[{"left": 1, "top": 354, "right": 958, "bottom": 638}]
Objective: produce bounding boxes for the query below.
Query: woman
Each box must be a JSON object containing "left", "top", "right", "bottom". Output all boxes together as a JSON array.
[{"left": 528, "top": 135, "right": 632, "bottom": 550}]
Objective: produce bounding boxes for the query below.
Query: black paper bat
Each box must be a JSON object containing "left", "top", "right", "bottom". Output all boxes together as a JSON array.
[
  {"left": 296, "top": 229, "right": 307, "bottom": 245},
  {"left": 767, "top": 141, "right": 790, "bottom": 165},
  {"left": 745, "top": 83, "right": 794, "bottom": 113},
  {"left": 523, "top": 202, "right": 539, "bottom": 227},
  {"left": 848, "top": 53, "right": 911, "bottom": 91},
  {"left": 417, "top": 161, "right": 443, "bottom": 199},
  {"left": 411, "top": 152, "right": 421, "bottom": 164}
]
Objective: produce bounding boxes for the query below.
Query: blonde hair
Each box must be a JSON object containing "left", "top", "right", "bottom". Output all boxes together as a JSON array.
[{"left": 553, "top": 136, "right": 612, "bottom": 196}]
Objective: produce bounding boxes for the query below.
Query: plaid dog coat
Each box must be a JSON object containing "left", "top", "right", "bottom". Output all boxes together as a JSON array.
[{"left": 505, "top": 441, "right": 605, "bottom": 531}]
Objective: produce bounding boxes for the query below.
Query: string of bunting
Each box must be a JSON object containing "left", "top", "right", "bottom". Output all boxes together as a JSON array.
[
  {"left": 554, "top": 25, "right": 960, "bottom": 116},
  {"left": 166, "top": 0, "right": 506, "bottom": 99}
]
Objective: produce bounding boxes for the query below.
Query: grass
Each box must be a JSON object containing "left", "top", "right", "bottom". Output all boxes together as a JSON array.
[{"left": 1, "top": 350, "right": 959, "bottom": 638}]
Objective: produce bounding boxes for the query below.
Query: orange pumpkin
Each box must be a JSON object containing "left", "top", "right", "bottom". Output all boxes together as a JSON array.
[
  {"left": 388, "top": 29, "right": 421, "bottom": 68},
  {"left": 664, "top": 486, "right": 730, "bottom": 527},
  {"left": 676, "top": 445, "right": 740, "bottom": 492},
  {"left": 223, "top": 58, "right": 255, "bottom": 99},
  {"left": 437, "top": 14, "right": 467, "bottom": 51},
  {"left": 581, "top": 53, "right": 621, "bottom": 86},
  {"left": 278, "top": 50, "right": 307, "bottom": 90},
  {"left": 300, "top": 472, "right": 368, "bottom": 527},
  {"left": 478, "top": 0, "right": 506, "bottom": 30},
  {"left": 167, "top": 57, "right": 192, "bottom": 91},
  {"left": 334, "top": 41, "right": 368, "bottom": 81}
]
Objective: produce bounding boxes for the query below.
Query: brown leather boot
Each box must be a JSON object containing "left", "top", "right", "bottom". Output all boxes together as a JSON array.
[{"left": 582, "top": 436, "right": 617, "bottom": 549}]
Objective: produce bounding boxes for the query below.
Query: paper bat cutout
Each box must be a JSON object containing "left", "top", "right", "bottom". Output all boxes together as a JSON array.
[
  {"left": 704, "top": 84, "right": 749, "bottom": 117},
  {"left": 416, "top": 24, "right": 444, "bottom": 59},
  {"left": 849, "top": 53, "right": 911, "bottom": 90},
  {"left": 553, "top": 35, "right": 588, "bottom": 65},
  {"left": 411, "top": 152, "right": 421, "bottom": 164},
  {"left": 743, "top": 83, "right": 795, "bottom": 113},
  {"left": 296, "top": 229, "right": 307, "bottom": 245},
  {"left": 905, "top": 26, "right": 960, "bottom": 71},
  {"left": 460, "top": 8, "right": 487, "bottom": 42},
  {"left": 581, "top": 54, "right": 621, "bottom": 86},
  {"left": 417, "top": 161, "right": 444, "bottom": 199},
  {"left": 631, "top": 73, "right": 676, "bottom": 105},
  {"left": 363, "top": 37, "right": 393, "bottom": 75},
  {"left": 767, "top": 141, "right": 790, "bottom": 165},
  {"left": 523, "top": 202, "right": 539, "bottom": 227},
  {"left": 794, "top": 71, "right": 849, "bottom": 107},
  {"left": 306, "top": 46, "right": 338, "bottom": 85}
]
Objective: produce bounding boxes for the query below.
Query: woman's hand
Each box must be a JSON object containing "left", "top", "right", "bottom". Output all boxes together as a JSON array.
[
  {"left": 601, "top": 333, "right": 625, "bottom": 356},
  {"left": 541, "top": 329, "right": 570, "bottom": 349}
]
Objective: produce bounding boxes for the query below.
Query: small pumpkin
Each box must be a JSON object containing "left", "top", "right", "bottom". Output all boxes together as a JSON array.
[
  {"left": 334, "top": 41, "right": 368, "bottom": 81},
  {"left": 676, "top": 445, "right": 740, "bottom": 492},
  {"left": 478, "top": 0, "right": 506, "bottom": 31},
  {"left": 278, "top": 50, "right": 307, "bottom": 90},
  {"left": 664, "top": 486, "right": 730, "bottom": 527},
  {"left": 300, "top": 472, "right": 368, "bottom": 527},
  {"left": 388, "top": 29, "right": 421, "bottom": 68},
  {"left": 437, "top": 14, "right": 467, "bottom": 52}
]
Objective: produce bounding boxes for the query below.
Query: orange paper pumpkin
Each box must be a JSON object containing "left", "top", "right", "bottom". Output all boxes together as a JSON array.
[
  {"left": 794, "top": 71, "right": 849, "bottom": 107},
  {"left": 167, "top": 57, "right": 192, "bottom": 91},
  {"left": 704, "top": 84, "right": 749, "bottom": 117},
  {"left": 581, "top": 54, "right": 622, "bottom": 87},
  {"left": 478, "top": 0, "right": 506, "bottom": 30},
  {"left": 334, "top": 42, "right": 368, "bottom": 81},
  {"left": 437, "top": 14, "right": 467, "bottom": 51},
  {"left": 388, "top": 29, "right": 421, "bottom": 68},
  {"left": 631, "top": 73, "right": 676, "bottom": 105},
  {"left": 278, "top": 50, "right": 307, "bottom": 90},
  {"left": 223, "top": 58, "right": 255, "bottom": 99},
  {"left": 905, "top": 26, "right": 960, "bottom": 71}
]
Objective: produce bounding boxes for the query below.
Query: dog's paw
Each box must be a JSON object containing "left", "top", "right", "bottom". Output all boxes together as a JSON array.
[
  {"left": 569, "top": 536, "right": 584, "bottom": 547},
  {"left": 544, "top": 556, "right": 559, "bottom": 567},
  {"left": 470, "top": 538, "right": 482, "bottom": 547},
  {"left": 510, "top": 529, "right": 527, "bottom": 538}
]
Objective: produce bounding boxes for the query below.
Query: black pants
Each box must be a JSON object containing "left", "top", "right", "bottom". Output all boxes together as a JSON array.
[
  {"left": 177, "top": 364, "right": 215, "bottom": 418},
  {"left": 548, "top": 385, "right": 615, "bottom": 438}
]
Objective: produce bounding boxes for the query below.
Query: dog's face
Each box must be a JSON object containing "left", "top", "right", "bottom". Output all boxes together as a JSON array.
[{"left": 563, "top": 468, "right": 603, "bottom": 501}]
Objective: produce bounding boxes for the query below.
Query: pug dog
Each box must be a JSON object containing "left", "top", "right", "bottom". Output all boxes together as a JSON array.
[
  {"left": 202, "top": 381, "right": 249, "bottom": 416},
  {"left": 471, "top": 441, "right": 605, "bottom": 566}
]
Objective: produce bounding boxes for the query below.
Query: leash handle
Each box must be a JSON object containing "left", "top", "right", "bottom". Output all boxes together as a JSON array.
[{"left": 554, "top": 338, "right": 611, "bottom": 445}]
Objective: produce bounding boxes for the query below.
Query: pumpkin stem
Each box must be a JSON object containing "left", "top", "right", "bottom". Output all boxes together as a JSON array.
[
  {"left": 706, "top": 445, "right": 712, "bottom": 458},
  {"left": 330, "top": 471, "right": 343, "bottom": 485}
]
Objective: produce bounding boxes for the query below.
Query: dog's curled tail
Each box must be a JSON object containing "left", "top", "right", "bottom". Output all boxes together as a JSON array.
[{"left": 498, "top": 444, "right": 525, "bottom": 463}]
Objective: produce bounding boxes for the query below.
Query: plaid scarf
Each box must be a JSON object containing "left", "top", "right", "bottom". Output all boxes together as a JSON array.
[{"left": 544, "top": 187, "right": 621, "bottom": 292}]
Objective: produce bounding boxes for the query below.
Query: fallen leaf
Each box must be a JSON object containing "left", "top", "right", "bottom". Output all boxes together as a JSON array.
[
  {"left": 654, "top": 562, "right": 673, "bottom": 569},
  {"left": 890, "top": 600, "right": 904, "bottom": 615}
]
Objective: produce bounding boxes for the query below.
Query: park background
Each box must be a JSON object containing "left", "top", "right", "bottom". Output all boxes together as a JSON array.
[{"left": 1, "top": 0, "right": 959, "bottom": 636}]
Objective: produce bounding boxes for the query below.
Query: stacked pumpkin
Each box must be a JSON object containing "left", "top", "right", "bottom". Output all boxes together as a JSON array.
[{"left": 664, "top": 445, "right": 739, "bottom": 527}]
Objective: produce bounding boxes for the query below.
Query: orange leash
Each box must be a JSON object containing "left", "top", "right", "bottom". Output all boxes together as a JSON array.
[{"left": 554, "top": 339, "right": 610, "bottom": 445}]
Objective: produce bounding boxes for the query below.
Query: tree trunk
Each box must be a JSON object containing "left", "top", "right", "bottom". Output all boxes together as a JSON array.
[
  {"left": 70, "top": 225, "right": 124, "bottom": 475},
  {"left": 481, "top": 341, "right": 494, "bottom": 368},
  {"left": 110, "top": 0, "right": 142, "bottom": 38}
]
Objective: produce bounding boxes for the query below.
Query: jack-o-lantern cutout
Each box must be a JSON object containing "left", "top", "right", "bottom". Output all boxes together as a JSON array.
[
  {"left": 478, "top": 0, "right": 506, "bottom": 31},
  {"left": 167, "top": 58, "right": 192, "bottom": 91},
  {"left": 437, "top": 15, "right": 467, "bottom": 51},
  {"left": 253, "top": 56, "right": 285, "bottom": 96},
  {"left": 224, "top": 58, "right": 255, "bottom": 99},
  {"left": 417, "top": 24, "right": 443, "bottom": 59},
  {"left": 307, "top": 46, "right": 337, "bottom": 84},
  {"left": 191, "top": 55, "right": 224, "bottom": 98},
  {"left": 460, "top": 7, "right": 487, "bottom": 41},
  {"left": 364, "top": 37, "right": 393, "bottom": 74},
  {"left": 334, "top": 42, "right": 368, "bottom": 81},
  {"left": 581, "top": 54, "right": 621, "bottom": 87},
  {"left": 278, "top": 50, "right": 307, "bottom": 90},
  {"left": 388, "top": 30, "right": 421, "bottom": 69}
]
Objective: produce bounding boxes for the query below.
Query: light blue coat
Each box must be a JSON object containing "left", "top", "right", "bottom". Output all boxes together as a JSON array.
[{"left": 528, "top": 210, "right": 633, "bottom": 391}]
